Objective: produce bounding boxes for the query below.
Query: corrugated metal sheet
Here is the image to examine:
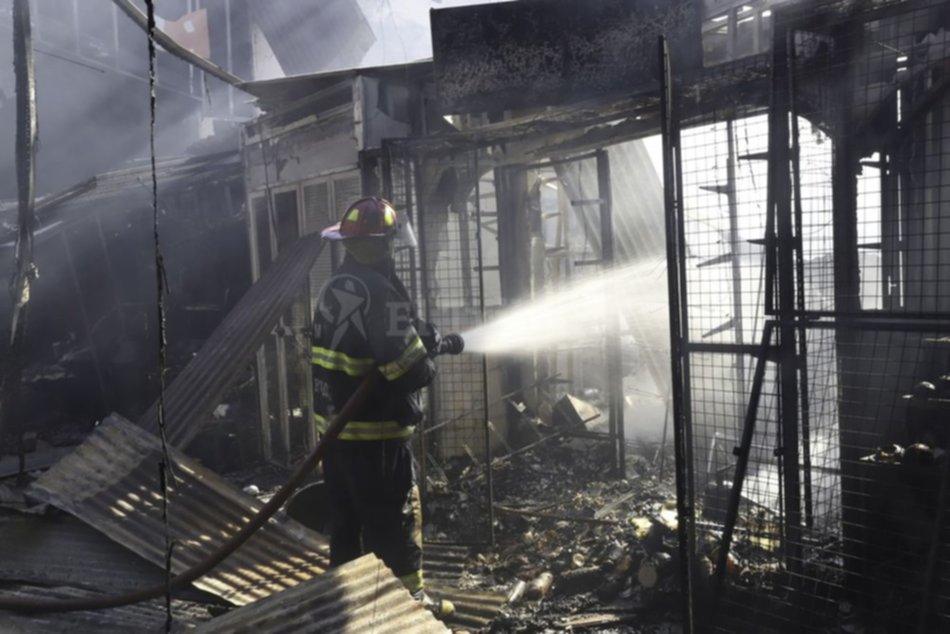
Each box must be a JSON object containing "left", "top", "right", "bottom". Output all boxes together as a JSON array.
[
  {"left": 0, "top": 153, "right": 241, "bottom": 243},
  {"left": 240, "top": 60, "right": 430, "bottom": 109},
  {"left": 424, "top": 545, "right": 506, "bottom": 630},
  {"left": 193, "top": 553, "right": 449, "bottom": 634},
  {"left": 0, "top": 584, "right": 211, "bottom": 633},
  {"left": 0, "top": 514, "right": 162, "bottom": 593},
  {"left": 49, "top": 152, "right": 241, "bottom": 206},
  {"left": 28, "top": 415, "right": 330, "bottom": 605},
  {"left": 248, "top": 0, "right": 375, "bottom": 77},
  {"left": 424, "top": 543, "right": 468, "bottom": 583},
  {"left": 137, "top": 231, "right": 324, "bottom": 448}
]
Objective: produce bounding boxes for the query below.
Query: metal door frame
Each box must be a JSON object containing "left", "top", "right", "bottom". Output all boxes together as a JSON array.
[
  {"left": 495, "top": 150, "right": 625, "bottom": 476},
  {"left": 247, "top": 184, "right": 306, "bottom": 464}
]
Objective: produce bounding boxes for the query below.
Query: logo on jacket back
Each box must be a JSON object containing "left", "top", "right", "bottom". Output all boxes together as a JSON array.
[{"left": 316, "top": 275, "right": 372, "bottom": 348}]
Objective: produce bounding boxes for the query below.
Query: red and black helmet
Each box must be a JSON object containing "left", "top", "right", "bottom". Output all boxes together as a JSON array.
[{"left": 321, "top": 197, "right": 398, "bottom": 241}]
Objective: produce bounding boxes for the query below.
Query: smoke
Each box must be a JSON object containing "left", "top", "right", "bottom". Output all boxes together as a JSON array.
[{"left": 356, "top": 0, "right": 514, "bottom": 66}]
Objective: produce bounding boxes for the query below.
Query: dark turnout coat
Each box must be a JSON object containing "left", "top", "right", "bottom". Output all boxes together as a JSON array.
[{"left": 311, "top": 257, "right": 436, "bottom": 439}]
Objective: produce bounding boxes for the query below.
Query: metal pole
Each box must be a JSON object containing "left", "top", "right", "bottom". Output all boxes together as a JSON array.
[
  {"left": 473, "top": 148, "right": 496, "bottom": 545},
  {"left": 2, "top": 0, "right": 38, "bottom": 457},
  {"left": 411, "top": 152, "right": 432, "bottom": 507},
  {"left": 657, "top": 393, "right": 671, "bottom": 479},
  {"left": 726, "top": 120, "right": 748, "bottom": 438},
  {"left": 828, "top": 17, "right": 865, "bottom": 595},
  {"left": 224, "top": 0, "right": 234, "bottom": 116},
  {"left": 597, "top": 149, "right": 625, "bottom": 478},
  {"left": 659, "top": 35, "right": 695, "bottom": 634},
  {"left": 917, "top": 454, "right": 950, "bottom": 633},
  {"left": 405, "top": 154, "right": 420, "bottom": 304},
  {"left": 786, "top": 35, "right": 815, "bottom": 529},
  {"left": 771, "top": 26, "right": 804, "bottom": 574},
  {"left": 712, "top": 322, "right": 774, "bottom": 610}
]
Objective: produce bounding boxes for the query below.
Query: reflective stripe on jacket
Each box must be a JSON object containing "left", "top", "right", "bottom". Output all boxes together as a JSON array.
[{"left": 313, "top": 413, "right": 414, "bottom": 440}]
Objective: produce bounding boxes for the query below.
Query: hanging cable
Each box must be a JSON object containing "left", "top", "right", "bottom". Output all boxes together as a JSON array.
[
  {"left": 1, "top": 0, "right": 38, "bottom": 475},
  {"left": 143, "top": 2, "right": 174, "bottom": 631}
]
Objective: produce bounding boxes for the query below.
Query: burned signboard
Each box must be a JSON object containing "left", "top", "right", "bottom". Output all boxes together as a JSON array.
[{"left": 431, "top": 0, "right": 702, "bottom": 113}]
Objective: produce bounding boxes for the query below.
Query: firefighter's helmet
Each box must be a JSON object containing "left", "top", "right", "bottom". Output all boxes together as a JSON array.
[{"left": 321, "top": 197, "right": 417, "bottom": 247}]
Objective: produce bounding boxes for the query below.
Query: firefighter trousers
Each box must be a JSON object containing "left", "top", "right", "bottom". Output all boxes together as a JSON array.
[{"left": 323, "top": 437, "right": 424, "bottom": 593}]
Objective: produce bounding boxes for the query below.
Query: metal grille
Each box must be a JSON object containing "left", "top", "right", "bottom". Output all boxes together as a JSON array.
[
  {"left": 678, "top": 112, "right": 776, "bottom": 531},
  {"left": 377, "top": 140, "right": 631, "bottom": 545},
  {"left": 419, "top": 153, "right": 491, "bottom": 462},
  {"left": 666, "top": 1, "right": 950, "bottom": 631},
  {"left": 380, "top": 143, "right": 498, "bottom": 544}
]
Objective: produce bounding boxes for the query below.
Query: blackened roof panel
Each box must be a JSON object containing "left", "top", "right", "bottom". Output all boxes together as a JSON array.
[{"left": 431, "top": 0, "right": 702, "bottom": 113}]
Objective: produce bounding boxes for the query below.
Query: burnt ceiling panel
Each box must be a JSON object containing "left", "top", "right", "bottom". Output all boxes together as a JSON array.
[{"left": 431, "top": 0, "right": 702, "bottom": 113}]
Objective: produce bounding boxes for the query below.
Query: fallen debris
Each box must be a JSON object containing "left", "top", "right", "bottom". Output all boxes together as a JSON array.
[
  {"left": 525, "top": 571, "right": 554, "bottom": 600},
  {"left": 424, "top": 420, "right": 685, "bottom": 632},
  {"left": 637, "top": 552, "right": 673, "bottom": 590},
  {"left": 191, "top": 554, "right": 448, "bottom": 634}
]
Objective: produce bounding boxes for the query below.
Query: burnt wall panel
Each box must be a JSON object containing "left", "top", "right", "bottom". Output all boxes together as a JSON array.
[{"left": 244, "top": 123, "right": 357, "bottom": 192}]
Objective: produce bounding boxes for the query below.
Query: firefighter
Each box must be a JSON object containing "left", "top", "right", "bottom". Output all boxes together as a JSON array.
[{"left": 312, "top": 197, "right": 455, "bottom": 618}]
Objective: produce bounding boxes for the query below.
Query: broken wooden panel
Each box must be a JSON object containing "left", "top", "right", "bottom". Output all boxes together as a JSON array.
[
  {"left": 193, "top": 554, "right": 448, "bottom": 634},
  {"left": 29, "top": 414, "right": 330, "bottom": 606}
]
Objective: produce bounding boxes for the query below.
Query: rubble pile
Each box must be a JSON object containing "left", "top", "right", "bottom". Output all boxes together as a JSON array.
[{"left": 425, "top": 427, "right": 687, "bottom": 632}]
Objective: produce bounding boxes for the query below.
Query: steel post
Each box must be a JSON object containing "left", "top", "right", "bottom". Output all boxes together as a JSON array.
[{"left": 659, "top": 35, "right": 696, "bottom": 634}]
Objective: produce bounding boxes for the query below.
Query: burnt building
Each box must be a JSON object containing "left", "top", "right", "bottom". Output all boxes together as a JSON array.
[{"left": 2, "top": 1, "right": 950, "bottom": 632}]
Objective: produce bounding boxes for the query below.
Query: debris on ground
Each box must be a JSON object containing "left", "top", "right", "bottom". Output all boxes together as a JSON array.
[
  {"left": 423, "top": 409, "right": 687, "bottom": 633},
  {"left": 0, "top": 394, "right": 761, "bottom": 633}
]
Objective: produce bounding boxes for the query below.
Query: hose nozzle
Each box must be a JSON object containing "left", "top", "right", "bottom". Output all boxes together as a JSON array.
[{"left": 438, "top": 333, "right": 465, "bottom": 356}]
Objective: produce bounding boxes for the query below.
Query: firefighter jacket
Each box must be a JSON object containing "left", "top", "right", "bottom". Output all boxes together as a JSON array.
[{"left": 311, "top": 257, "right": 436, "bottom": 441}]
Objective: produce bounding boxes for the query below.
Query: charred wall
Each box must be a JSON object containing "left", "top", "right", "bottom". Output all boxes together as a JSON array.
[{"left": 0, "top": 159, "right": 249, "bottom": 449}]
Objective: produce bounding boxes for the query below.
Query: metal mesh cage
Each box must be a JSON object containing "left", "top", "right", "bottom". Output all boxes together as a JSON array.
[
  {"left": 377, "top": 140, "right": 630, "bottom": 544},
  {"left": 666, "top": 1, "right": 950, "bottom": 630},
  {"left": 380, "top": 142, "right": 498, "bottom": 543}
]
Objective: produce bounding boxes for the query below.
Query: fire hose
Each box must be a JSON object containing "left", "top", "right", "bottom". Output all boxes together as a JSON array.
[{"left": 0, "top": 333, "right": 465, "bottom": 613}]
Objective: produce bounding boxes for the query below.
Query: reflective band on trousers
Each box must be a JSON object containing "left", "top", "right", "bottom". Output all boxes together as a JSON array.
[
  {"left": 313, "top": 413, "right": 414, "bottom": 440},
  {"left": 378, "top": 336, "right": 427, "bottom": 381},
  {"left": 311, "top": 346, "right": 375, "bottom": 377},
  {"left": 398, "top": 570, "right": 424, "bottom": 594}
]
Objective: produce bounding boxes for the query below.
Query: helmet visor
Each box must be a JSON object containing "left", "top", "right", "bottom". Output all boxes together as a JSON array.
[{"left": 395, "top": 216, "right": 418, "bottom": 248}]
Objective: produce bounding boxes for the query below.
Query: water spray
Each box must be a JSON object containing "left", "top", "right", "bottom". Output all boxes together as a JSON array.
[{"left": 459, "top": 258, "right": 668, "bottom": 356}]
